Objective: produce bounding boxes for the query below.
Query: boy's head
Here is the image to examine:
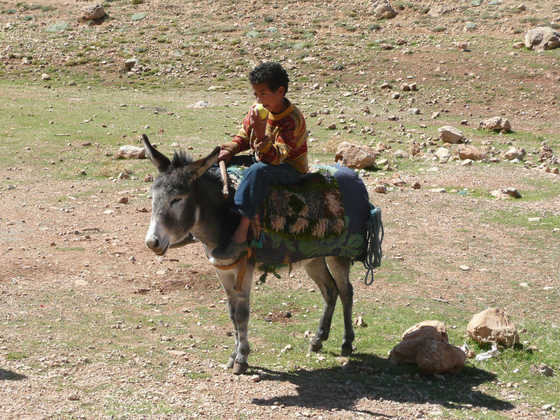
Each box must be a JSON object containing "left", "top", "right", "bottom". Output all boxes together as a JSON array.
[
  {"left": 249, "top": 62, "right": 289, "bottom": 93},
  {"left": 249, "top": 62, "right": 289, "bottom": 113}
]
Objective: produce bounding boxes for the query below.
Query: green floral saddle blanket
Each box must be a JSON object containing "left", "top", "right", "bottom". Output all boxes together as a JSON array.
[{"left": 227, "top": 164, "right": 376, "bottom": 267}]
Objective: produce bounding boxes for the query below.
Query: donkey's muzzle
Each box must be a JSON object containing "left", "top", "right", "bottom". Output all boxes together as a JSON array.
[{"left": 145, "top": 235, "right": 167, "bottom": 255}]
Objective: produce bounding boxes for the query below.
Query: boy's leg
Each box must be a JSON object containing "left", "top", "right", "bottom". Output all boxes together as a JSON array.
[
  {"left": 234, "top": 162, "right": 302, "bottom": 219},
  {"left": 212, "top": 162, "right": 301, "bottom": 259}
]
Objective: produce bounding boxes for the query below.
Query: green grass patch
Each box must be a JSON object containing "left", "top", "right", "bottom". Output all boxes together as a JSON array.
[{"left": 485, "top": 209, "right": 560, "bottom": 231}]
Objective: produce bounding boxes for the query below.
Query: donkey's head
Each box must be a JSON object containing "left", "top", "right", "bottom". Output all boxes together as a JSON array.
[{"left": 143, "top": 134, "right": 220, "bottom": 255}]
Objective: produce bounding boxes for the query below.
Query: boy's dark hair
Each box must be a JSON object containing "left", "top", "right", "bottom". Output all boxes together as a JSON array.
[{"left": 249, "top": 62, "right": 289, "bottom": 93}]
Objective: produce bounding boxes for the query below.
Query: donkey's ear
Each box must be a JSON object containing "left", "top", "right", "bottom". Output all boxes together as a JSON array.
[
  {"left": 191, "top": 146, "right": 221, "bottom": 179},
  {"left": 142, "top": 134, "right": 170, "bottom": 173}
]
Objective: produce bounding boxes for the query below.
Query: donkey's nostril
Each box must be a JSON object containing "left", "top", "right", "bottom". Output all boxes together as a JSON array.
[{"left": 146, "top": 236, "right": 159, "bottom": 249}]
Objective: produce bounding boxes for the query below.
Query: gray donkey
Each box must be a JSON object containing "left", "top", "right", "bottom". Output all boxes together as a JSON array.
[{"left": 142, "top": 134, "right": 382, "bottom": 375}]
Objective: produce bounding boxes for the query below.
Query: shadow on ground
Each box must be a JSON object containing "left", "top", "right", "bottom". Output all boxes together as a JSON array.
[
  {"left": 251, "top": 353, "right": 513, "bottom": 416},
  {"left": 0, "top": 368, "right": 26, "bottom": 381}
]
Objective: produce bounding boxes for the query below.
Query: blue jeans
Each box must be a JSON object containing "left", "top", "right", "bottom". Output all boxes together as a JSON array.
[{"left": 234, "top": 162, "right": 302, "bottom": 218}]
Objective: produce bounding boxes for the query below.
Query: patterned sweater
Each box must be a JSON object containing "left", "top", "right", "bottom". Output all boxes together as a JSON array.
[{"left": 222, "top": 100, "right": 309, "bottom": 173}]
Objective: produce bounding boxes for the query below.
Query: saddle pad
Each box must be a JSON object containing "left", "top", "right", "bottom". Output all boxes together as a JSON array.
[{"left": 227, "top": 163, "right": 370, "bottom": 265}]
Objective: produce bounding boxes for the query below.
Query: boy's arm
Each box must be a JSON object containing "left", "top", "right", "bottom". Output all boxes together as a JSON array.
[
  {"left": 220, "top": 111, "right": 252, "bottom": 158},
  {"left": 255, "top": 115, "right": 307, "bottom": 165}
]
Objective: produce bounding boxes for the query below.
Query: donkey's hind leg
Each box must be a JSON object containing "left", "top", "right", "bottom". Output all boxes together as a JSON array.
[
  {"left": 304, "top": 257, "right": 339, "bottom": 353},
  {"left": 325, "top": 256, "right": 354, "bottom": 356}
]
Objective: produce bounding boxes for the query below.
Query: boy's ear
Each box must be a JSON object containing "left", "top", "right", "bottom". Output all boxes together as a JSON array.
[{"left": 276, "top": 86, "right": 286, "bottom": 96}]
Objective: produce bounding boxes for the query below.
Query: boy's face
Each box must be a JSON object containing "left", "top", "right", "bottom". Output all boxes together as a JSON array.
[{"left": 252, "top": 82, "right": 286, "bottom": 114}]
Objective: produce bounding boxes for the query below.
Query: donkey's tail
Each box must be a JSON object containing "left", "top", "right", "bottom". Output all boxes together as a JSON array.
[{"left": 362, "top": 204, "right": 384, "bottom": 285}]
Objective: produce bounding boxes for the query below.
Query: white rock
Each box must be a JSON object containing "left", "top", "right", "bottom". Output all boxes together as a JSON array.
[
  {"left": 503, "top": 147, "right": 525, "bottom": 161},
  {"left": 438, "top": 126, "right": 465, "bottom": 144},
  {"left": 117, "top": 145, "right": 146, "bottom": 159},
  {"left": 479, "top": 117, "right": 512, "bottom": 133},
  {"left": 435, "top": 147, "right": 451, "bottom": 163}
]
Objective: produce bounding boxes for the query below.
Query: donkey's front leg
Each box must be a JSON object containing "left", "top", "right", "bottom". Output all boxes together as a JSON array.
[{"left": 216, "top": 262, "right": 254, "bottom": 375}]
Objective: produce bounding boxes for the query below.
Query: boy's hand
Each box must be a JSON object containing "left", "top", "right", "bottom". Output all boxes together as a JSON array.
[
  {"left": 218, "top": 148, "right": 233, "bottom": 163},
  {"left": 254, "top": 136, "right": 271, "bottom": 153},
  {"left": 250, "top": 106, "right": 267, "bottom": 141}
]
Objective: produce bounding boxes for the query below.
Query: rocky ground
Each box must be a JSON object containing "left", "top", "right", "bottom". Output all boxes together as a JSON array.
[{"left": 1, "top": 0, "right": 559, "bottom": 418}]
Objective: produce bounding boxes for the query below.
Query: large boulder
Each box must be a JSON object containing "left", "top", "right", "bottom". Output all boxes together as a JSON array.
[
  {"left": 467, "top": 308, "right": 519, "bottom": 347},
  {"left": 416, "top": 339, "right": 466, "bottom": 375},
  {"left": 525, "top": 27, "right": 560, "bottom": 51},
  {"left": 389, "top": 321, "right": 448, "bottom": 365},
  {"left": 334, "top": 141, "right": 378, "bottom": 169},
  {"left": 438, "top": 126, "right": 465, "bottom": 144},
  {"left": 479, "top": 117, "right": 512, "bottom": 133}
]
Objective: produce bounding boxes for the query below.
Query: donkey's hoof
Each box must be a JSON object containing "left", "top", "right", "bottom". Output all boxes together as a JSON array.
[
  {"left": 226, "top": 357, "right": 235, "bottom": 369},
  {"left": 309, "top": 340, "right": 323, "bottom": 353},
  {"left": 341, "top": 343, "right": 353, "bottom": 356},
  {"left": 233, "top": 361, "right": 249, "bottom": 375}
]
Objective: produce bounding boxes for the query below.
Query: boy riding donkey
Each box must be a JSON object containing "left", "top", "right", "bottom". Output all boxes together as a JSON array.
[{"left": 212, "top": 62, "right": 309, "bottom": 260}]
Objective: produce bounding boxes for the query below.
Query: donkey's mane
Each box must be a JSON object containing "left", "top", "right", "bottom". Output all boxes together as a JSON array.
[
  {"left": 163, "top": 149, "right": 223, "bottom": 194},
  {"left": 171, "top": 150, "right": 194, "bottom": 168}
]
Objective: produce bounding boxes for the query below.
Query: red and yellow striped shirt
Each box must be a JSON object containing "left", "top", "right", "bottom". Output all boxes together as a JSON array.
[{"left": 224, "top": 100, "right": 308, "bottom": 173}]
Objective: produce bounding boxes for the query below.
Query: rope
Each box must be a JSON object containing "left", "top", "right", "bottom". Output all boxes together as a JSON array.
[
  {"left": 213, "top": 248, "right": 253, "bottom": 291},
  {"left": 362, "top": 204, "right": 384, "bottom": 286}
]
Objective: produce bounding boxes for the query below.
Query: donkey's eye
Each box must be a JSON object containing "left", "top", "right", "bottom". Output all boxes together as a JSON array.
[{"left": 170, "top": 198, "right": 182, "bottom": 206}]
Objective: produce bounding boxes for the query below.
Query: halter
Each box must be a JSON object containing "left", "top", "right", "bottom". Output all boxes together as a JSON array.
[{"left": 212, "top": 248, "right": 254, "bottom": 291}]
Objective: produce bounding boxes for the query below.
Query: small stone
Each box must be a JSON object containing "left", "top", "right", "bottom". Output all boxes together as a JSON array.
[
  {"left": 41, "top": 73, "right": 51, "bottom": 81},
  {"left": 81, "top": 4, "right": 106, "bottom": 21},
  {"left": 117, "top": 145, "right": 145, "bottom": 159},
  {"left": 460, "top": 265, "right": 471, "bottom": 271},
  {"left": 531, "top": 363, "right": 555, "bottom": 377},
  {"left": 435, "top": 147, "right": 451, "bottom": 163},
  {"left": 118, "top": 197, "right": 129, "bottom": 204},
  {"left": 503, "top": 147, "right": 525, "bottom": 161},
  {"left": 375, "top": 3, "right": 397, "bottom": 19},
  {"left": 355, "top": 316, "right": 368, "bottom": 327},
  {"left": 503, "top": 187, "right": 521, "bottom": 198},
  {"left": 124, "top": 58, "right": 137, "bottom": 72},
  {"left": 479, "top": 117, "right": 512, "bottom": 133},
  {"left": 374, "top": 185, "right": 387, "bottom": 194},
  {"left": 280, "top": 344, "right": 292, "bottom": 354}
]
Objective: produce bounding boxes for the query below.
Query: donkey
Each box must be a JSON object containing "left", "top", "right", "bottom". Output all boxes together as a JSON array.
[{"left": 142, "top": 134, "right": 381, "bottom": 374}]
